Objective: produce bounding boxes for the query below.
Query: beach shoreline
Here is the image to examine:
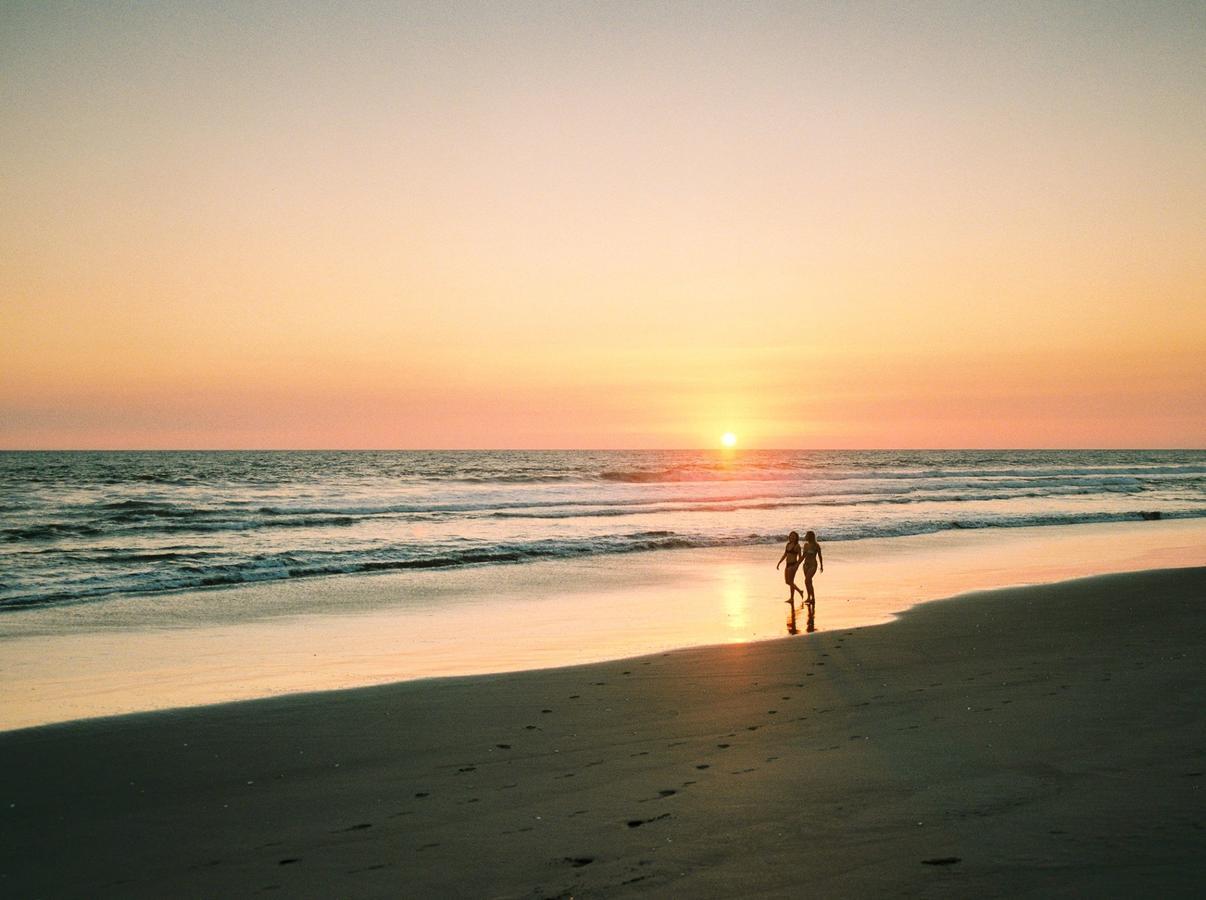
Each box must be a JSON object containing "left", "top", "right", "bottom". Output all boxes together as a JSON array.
[
  {"left": 2, "top": 565, "right": 1203, "bottom": 897},
  {"left": 2, "top": 517, "right": 1204, "bottom": 731},
  {"left": 4, "top": 518, "right": 1206, "bottom": 731}
]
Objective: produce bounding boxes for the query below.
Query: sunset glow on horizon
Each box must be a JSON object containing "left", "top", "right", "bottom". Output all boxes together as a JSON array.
[{"left": 2, "top": 2, "right": 1203, "bottom": 449}]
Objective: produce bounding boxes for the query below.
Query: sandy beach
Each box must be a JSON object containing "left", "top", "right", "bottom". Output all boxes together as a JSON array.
[{"left": 2, "top": 565, "right": 1203, "bottom": 897}]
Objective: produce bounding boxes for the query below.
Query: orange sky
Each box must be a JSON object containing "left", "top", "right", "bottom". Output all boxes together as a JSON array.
[{"left": 2, "top": 2, "right": 1204, "bottom": 448}]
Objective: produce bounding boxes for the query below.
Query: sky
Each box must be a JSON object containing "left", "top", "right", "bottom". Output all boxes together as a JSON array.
[{"left": 2, "top": 1, "right": 1204, "bottom": 449}]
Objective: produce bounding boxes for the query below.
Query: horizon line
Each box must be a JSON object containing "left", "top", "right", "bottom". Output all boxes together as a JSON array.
[{"left": 1, "top": 447, "right": 1203, "bottom": 454}]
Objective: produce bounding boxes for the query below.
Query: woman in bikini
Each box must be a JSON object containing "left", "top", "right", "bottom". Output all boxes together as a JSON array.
[
  {"left": 776, "top": 531, "right": 805, "bottom": 605},
  {"left": 801, "top": 530, "right": 823, "bottom": 607}
]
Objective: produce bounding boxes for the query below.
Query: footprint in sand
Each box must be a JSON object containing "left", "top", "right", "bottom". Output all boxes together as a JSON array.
[
  {"left": 627, "top": 813, "right": 671, "bottom": 828},
  {"left": 921, "top": 857, "right": 961, "bottom": 866},
  {"left": 336, "top": 823, "right": 373, "bottom": 832},
  {"left": 278, "top": 858, "right": 300, "bottom": 866},
  {"left": 563, "top": 857, "right": 595, "bottom": 867},
  {"left": 695, "top": 764, "right": 711, "bottom": 770}
]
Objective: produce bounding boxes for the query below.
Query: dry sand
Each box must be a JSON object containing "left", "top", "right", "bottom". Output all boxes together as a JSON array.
[{"left": 2, "top": 566, "right": 1204, "bottom": 897}]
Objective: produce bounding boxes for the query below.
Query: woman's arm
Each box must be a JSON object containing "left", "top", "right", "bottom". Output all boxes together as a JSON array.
[
  {"left": 776, "top": 550, "right": 787, "bottom": 569},
  {"left": 818, "top": 546, "right": 824, "bottom": 573}
]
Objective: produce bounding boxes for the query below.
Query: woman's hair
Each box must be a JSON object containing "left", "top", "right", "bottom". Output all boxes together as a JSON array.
[
  {"left": 805, "top": 530, "right": 816, "bottom": 542},
  {"left": 787, "top": 531, "right": 799, "bottom": 542}
]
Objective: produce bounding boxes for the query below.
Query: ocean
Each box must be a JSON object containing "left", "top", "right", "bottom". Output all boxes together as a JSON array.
[{"left": 2, "top": 449, "right": 1204, "bottom": 612}]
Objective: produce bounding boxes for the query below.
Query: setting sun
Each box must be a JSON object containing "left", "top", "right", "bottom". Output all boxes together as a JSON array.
[{"left": 721, "top": 432, "right": 737, "bottom": 448}]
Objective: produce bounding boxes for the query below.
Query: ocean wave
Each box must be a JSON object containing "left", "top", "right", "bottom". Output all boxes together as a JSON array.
[
  {"left": 2, "top": 522, "right": 104, "bottom": 542},
  {"left": 3, "top": 508, "right": 1203, "bottom": 612},
  {"left": 51, "top": 478, "right": 1155, "bottom": 535}
]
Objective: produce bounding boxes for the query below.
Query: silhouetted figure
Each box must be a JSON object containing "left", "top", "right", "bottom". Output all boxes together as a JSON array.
[
  {"left": 775, "top": 531, "right": 805, "bottom": 605},
  {"left": 801, "top": 530, "right": 823, "bottom": 609}
]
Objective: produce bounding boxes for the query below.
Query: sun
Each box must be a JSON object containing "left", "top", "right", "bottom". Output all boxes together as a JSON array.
[{"left": 721, "top": 432, "right": 737, "bottom": 448}]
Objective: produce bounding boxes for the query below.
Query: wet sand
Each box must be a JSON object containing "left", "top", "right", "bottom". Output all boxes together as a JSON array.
[
  {"left": 3, "top": 517, "right": 1204, "bottom": 730},
  {"left": 2, "top": 566, "right": 1204, "bottom": 897}
]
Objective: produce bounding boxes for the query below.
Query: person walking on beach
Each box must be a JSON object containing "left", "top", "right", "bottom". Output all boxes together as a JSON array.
[
  {"left": 801, "top": 530, "right": 823, "bottom": 607},
  {"left": 776, "top": 531, "right": 805, "bottom": 605}
]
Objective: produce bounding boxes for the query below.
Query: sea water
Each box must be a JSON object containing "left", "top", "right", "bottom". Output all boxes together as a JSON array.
[{"left": 2, "top": 449, "right": 1204, "bottom": 612}]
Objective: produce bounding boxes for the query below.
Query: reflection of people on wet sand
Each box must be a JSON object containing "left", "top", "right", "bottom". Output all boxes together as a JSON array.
[
  {"left": 775, "top": 531, "right": 805, "bottom": 604},
  {"left": 785, "top": 581, "right": 817, "bottom": 635},
  {"left": 801, "top": 530, "right": 823, "bottom": 608}
]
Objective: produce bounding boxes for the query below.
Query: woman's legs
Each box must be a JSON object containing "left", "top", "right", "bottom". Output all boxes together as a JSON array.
[{"left": 803, "top": 563, "right": 816, "bottom": 604}]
